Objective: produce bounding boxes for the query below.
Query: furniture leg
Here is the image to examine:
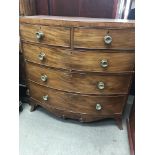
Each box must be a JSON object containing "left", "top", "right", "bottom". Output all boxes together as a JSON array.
[
  {"left": 115, "top": 117, "right": 123, "bottom": 130},
  {"left": 30, "top": 104, "right": 38, "bottom": 112}
]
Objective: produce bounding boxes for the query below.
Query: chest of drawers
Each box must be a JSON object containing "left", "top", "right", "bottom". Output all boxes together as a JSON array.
[{"left": 20, "top": 16, "right": 135, "bottom": 129}]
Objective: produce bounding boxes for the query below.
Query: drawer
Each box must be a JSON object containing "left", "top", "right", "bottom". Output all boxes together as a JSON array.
[
  {"left": 23, "top": 43, "right": 71, "bottom": 69},
  {"left": 26, "top": 62, "right": 132, "bottom": 95},
  {"left": 29, "top": 82, "right": 127, "bottom": 116},
  {"left": 70, "top": 50, "right": 134, "bottom": 73},
  {"left": 23, "top": 43, "right": 134, "bottom": 73},
  {"left": 74, "top": 28, "right": 135, "bottom": 49},
  {"left": 20, "top": 24, "right": 70, "bottom": 47}
]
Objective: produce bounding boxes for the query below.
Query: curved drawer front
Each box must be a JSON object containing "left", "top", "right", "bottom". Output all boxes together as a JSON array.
[
  {"left": 20, "top": 24, "right": 70, "bottom": 47},
  {"left": 29, "top": 82, "right": 127, "bottom": 116},
  {"left": 74, "top": 28, "right": 135, "bottom": 49},
  {"left": 23, "top": 43, "right": 71, "bottom": 69},
  {"left": 70, "top": 50, "right": 134, "bottom": 72},
  {"left": 26, "top": 63, "right": 131, "bottom": 95},
  {"left": 23, "top": 43, "right": 134, "bottom": 73}
]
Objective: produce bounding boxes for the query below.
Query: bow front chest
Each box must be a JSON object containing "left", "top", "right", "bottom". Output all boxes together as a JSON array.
[{"left": 20, "top": 16, "right": 135, "bottom": 129}]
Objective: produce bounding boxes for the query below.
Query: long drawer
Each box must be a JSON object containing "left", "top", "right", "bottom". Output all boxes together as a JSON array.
[
  {"left": 23, "top": 43, "right": 134, "bottom": 73},
  {"left": 29, "top": 82, "right": 127, "bottom": 116},
  {"left": 26, "top": 62, "right": 132, "bottom": 95},
  {"left": 74, "top": 28, "right": 135, "bottom": 49},
  {"left": 20, "top": 24, "right": 70, "bottom": 47}
]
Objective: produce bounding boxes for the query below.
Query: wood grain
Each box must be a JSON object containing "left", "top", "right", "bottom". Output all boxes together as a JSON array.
[
  {"left": 29, "top": 81, "right": 127, "bottom": 116},
  {"left": 29, "top": 97, "right": 122, "bottom": 123},
  {"left": 20, "top": 16, "right": 135, "bottom": 129},
  {"left": 74, "top": 28, "right": 135, "bottom": 49},
  {"left": 19, "top": 16, "right": 135, "bottom": 28},
  {"left": 19, "top": 0, "right": 36, "bottom": 16},
  {"left": 22, "top": 43, "right": 134, "bottom": 73},
  {"left": 20, "top": 24, "right": 70, "bottom": 47},
  {"left": 26, "top": 62, "right": 132, "bottom": 95}
]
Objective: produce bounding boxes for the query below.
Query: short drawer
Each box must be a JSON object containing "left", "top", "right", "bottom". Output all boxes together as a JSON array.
[
  {"left": 29, "top": 82, "right": 127, "bottom": 116},
  {"left": 70, "top": 50, "right": 134, "bottom": 73},
  {"left": 20, "top": 24, "right": 70, "bottom": 47},
  {"left": 23, "top": 43, "right": 134, "bottom": 73},
  {"left": 26, "top": 62, "right": 132, "bottom": 95},
  {"left": 74, "top": 28, "right": 135, "bottom": 49},
  {"left": 23, "top": 43, "right": 71, "bottom": 69}
]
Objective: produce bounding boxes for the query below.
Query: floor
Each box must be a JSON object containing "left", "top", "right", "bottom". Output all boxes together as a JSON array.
[{"left": 19, "top": 96, "right": 134, "bottom": 155}]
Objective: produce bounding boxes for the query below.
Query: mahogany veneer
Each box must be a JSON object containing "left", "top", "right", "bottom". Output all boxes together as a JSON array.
[
  {"left": 20, "top": 16, "right": 135, "bottom": 129},
  {"left": 23, "top": 43, "right": 134, "bottom": 73},
  {"left": 26, "top": 62, "right": 132, "bottom": 95},
  {"left": 74, "top": 28, "right": 135, "bottom": 49}
]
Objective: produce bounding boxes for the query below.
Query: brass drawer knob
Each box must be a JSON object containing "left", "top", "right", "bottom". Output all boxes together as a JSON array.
[
  {"left": 36, "top": 31, "right": 44, "bottom": 40},
  {"left": 96, "top": 104, "right": 102, "bottom": 111},
  {"left": 41, "top": 75, "right": 47, "bottom": 82},
  {"left": 43, "top": 95, "right": 48, "bottom": 101},
  {"left": 100, "top": 59, "right": 108, "bottom": 68},
  {"left": 97, "top": 81, "right": 105, "bottom": 90},
  {"left": 38, "top": 52, "right": 45, "bottom": 61},
  {"left": 104, "top": 35, "right": 112, "bottom": 44}
]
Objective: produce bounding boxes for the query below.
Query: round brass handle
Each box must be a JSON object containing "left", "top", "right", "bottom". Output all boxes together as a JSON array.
[
  {"left": 36, "top": 32, "right": 44, "bottom": 40},
  {"left": 41, "top": 75, "right": 47, "bottom": 82},
  {"left": 100, "top": 59, "right": 108, "bottom": 68},
  {"left": 38, "top": 52, "right": 45, "bottom": 61},
  {"left": 43, "top": 95, "right": 48, "bottom": 101},
  {"left": 104, "top": 35, "right": 112, "bottom": 44},
  {"left": 96, "top": 104, "right": 102, "bottom": 111},
  {"left": 97, "top": 81, "right": 105, "bottom": 90}
]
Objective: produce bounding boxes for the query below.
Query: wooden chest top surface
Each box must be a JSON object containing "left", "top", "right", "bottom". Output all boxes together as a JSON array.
[{"left": 20, "top": 15, "right": 135, "bottom": 28}]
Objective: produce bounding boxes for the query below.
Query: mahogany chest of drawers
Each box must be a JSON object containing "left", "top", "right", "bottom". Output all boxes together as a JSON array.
[{"left": 20, "top": 16, "right": 135, "bottom": 129}]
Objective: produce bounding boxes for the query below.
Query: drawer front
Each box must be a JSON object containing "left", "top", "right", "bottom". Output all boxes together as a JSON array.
[
  {"left": 74, "top": 28, "right": 135, "bottom": 49},
  {"left": 26, "top": 63, "right": 132, "bottom": 95},
  {"left": 20, "top": 24, "right": 70, "bottom": 47},
  {"left": 23, "top": 43, "right": 71, "bottom": 69},
  {"left": 70, "top": 50, "right": 134, "bottom": 72},
  {"left": 23, "top": 43, "right": 134, "bottom": 73},
  {"left": 29, "top": 82, "right": 127, "bottom": 116}
]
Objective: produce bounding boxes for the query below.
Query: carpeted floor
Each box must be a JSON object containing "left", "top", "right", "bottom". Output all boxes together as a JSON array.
[{"left": 19, "top": 96, "right": 134, "bottom": 155}]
